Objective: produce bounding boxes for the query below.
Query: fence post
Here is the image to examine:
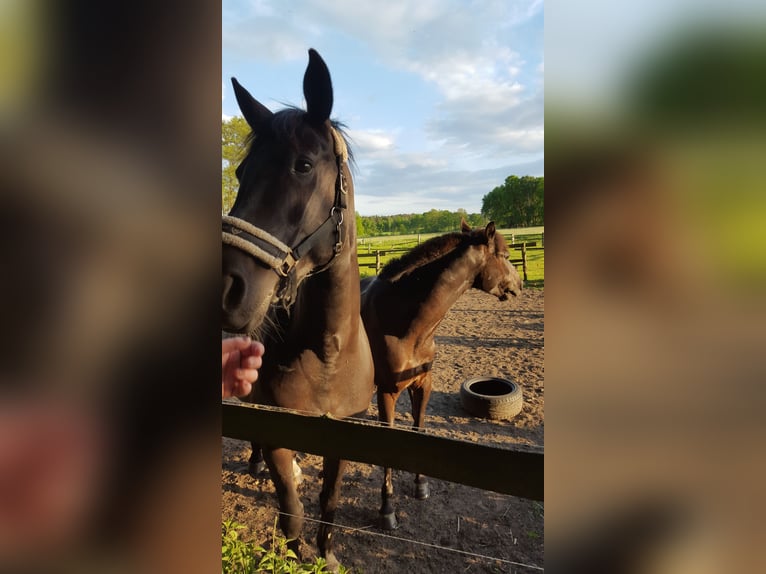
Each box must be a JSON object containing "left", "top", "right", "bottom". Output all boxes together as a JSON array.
[
  {"left": 521, "top": 243, "right": 528, "bottom": 282},
  {"left": 375, "top": 250, "right": 381, "bottom": 274}
]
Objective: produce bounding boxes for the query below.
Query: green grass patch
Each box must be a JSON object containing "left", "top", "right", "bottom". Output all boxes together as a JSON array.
[{"left": 222, "top": 519, "right": 351, "bottom": 574}]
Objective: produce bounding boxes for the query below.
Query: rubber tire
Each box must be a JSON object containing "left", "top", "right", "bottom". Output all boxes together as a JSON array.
[{"left": 460, "top": 377, "right": 523, "bottom": 420}]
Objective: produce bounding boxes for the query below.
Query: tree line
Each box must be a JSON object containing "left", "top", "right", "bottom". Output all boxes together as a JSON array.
[
  {"left": 356, "top": 210, "right": 486, "bottom": 237},
  {"left": 222, "top": 117, "right": 543, "bottom": 232}
]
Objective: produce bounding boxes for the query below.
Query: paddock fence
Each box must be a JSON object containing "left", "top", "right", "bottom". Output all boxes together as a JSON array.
[
  {"left": 357, "top": 231, "right": 544, "bottom": 278},
  {"left": 222, "top": 400, "right": 543, "bottom": 501}
]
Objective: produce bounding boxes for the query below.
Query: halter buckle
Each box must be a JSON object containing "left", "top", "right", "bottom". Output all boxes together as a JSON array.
[
  {"left": 332, "top": 207, "right": 343, "bottom": 254},
  {"left": 339, "top": 170, "right": 347, "bottom": 195},
  {"left": 278, "top": 253, "right": 297, "bottom": 277}
]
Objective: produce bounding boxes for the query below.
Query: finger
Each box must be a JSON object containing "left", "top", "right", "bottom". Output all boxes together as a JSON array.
[
  {"left": 235, "top": 368, "right": 259, "bottom": 385},
  {"left": 240, "top": 355, "right": 263, "bottom": 370},
  {"left": 233, "top": 380, "right": 252, "bottom": 398},
  {"left": 241, "top": 341, "right": 265, "bottom": 359},
  {"left": 221, "top": 336, "right": 251, "bottom": 355},
  {"left": 222, "top": 350, "right": 241, "bottom": 385}
]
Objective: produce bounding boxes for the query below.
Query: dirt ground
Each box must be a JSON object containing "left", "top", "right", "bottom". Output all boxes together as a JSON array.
[{"left": 222, "top": 287, "right": 544, "bottom": 573}]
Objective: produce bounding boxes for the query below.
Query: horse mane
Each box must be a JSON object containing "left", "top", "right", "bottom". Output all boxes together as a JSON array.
[
  {"left": 243, "top": 107, "right": 355, "bottom": 166},
  {"left": 379, "top": 231, "right": 479, "bottom": 282}
]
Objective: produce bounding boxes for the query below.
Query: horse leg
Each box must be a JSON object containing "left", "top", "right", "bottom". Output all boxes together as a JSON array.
[
  {"left": 316, "top": 457, "right": 348, "bottom": 571},
  {"left": 262, "top": 447, "right": 304, "bottom": 559},
  {"left": 248, "top": 442, "right": 267, "bottom": 476},
  {"left": 251, "top": 443, "right": 302, "bottom": 485},
  {"left": 408, "top": 375, "right": 432, "bottom": 500},
  {"left": 378, "top": 389, "right": 399, "bottom": 530}
]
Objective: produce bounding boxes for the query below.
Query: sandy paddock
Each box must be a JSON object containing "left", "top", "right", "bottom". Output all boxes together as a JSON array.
[{"left": 222, "top": 287, "right": 544, "bottom": 573}]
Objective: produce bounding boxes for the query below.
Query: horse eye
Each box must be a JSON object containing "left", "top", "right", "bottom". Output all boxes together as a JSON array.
[{"left": 294, "top": 159, "right": 313, "bottom": 174}]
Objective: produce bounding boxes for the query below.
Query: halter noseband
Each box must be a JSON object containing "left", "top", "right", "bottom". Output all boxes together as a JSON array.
[{"left": 222, "top": 127, "right": 349, "bottom": 279}]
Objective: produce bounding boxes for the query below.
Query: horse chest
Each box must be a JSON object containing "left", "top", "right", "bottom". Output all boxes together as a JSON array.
[{"left": 384, "top": 334, "right": 434, "bottom": 372}]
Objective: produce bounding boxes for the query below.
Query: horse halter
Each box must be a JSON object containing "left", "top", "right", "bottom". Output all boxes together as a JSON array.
[{"left": 222, "top": 127, "right": 349, "bottom": 281}]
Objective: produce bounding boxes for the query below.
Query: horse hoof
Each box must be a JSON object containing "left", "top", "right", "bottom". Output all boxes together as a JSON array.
[
  {"left": 380, "top": 512, "right": 399, "bottom": 531},
  {"left": 248, "top": 460, "right": 267, "bottom": 477},
  {"left": 415, "top": 482, "right": 430, "bottom": 500},
  {"left": 323, "top": 552, "right": 340, "bottom": 573}
]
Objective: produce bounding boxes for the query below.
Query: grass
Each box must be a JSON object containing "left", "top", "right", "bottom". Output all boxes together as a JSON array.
[
  {"left": 222, "top": 519, "right": 350, "bottom": 574},
  {"left": 356, "top": 227, "right": 545, "bottom": 287}
]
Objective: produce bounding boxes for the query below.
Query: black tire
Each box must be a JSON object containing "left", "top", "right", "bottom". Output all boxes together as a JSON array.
[{"left": 460, "top": 377, "right": 523, "bottom": 420}]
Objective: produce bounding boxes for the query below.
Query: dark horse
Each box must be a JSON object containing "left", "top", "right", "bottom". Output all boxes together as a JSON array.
[
  {"left": 221, "top": 49, "right": 374, "bottom": 568},
  {"left": 360, "top": 220, "right": 522, "bottom": 530}
]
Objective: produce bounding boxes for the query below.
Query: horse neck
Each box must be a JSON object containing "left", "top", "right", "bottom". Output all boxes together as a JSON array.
[
  {"left": 321, "top": 175, "right": 360, "bottom": 323},
  {"left": 402, "top": 244, "right": 487, "bottom": 335},
  {"left": 293, "top": 203, "right": 361, "bottom": 337},
  {"left": 320, "top": 243, "right": 361, "bottom": 320}
]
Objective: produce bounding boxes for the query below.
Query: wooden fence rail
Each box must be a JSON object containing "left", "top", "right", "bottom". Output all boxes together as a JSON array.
[
  {"left": 358, "top": 240, "right": 539, "bottom": 276},
  {"left": 222, "top": 400, "right": 543, "bottom": 501}
]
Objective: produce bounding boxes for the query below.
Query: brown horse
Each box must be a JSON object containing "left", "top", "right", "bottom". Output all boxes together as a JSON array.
[
  {"left": 221, "top": 49, "right": 374, "bottom": 568},
  {"left": 360, "top": 220, "right": 522, "bottom": 530}
]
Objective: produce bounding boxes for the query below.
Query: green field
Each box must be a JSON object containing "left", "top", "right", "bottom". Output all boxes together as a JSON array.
[{"left": 357, "top": 227, "right": 544, "bottom": 287}]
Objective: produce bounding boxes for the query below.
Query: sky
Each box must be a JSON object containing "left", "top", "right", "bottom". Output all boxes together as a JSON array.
[{"left": 222, "top": 0, "right": 544, "bottom": 216}]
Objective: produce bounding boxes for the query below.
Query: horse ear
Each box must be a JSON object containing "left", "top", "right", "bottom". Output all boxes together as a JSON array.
[
  {"left": 231, "top": 77, "right": 272, "bottom": 129},
  {"left": 485, "top": 221, "right": 497, "bottom": 240},
  {"left": 303, "top": 48, "right": 333, "bottom": 124},
  {"left": 460, "top": 218, "right": 472, "bottom": 234}
]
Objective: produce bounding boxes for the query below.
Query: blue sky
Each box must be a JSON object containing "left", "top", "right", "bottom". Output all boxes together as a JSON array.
[{"left": 222, "top": 0, "right": 544, "bottom": 216}]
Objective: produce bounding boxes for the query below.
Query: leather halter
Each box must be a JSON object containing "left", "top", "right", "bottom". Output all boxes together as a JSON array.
[{"left": 222, "top": 127, "right": 349, "bottom": 280}]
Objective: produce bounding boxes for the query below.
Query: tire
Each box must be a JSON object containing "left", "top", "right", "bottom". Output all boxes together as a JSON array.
[{"left": 460, "top": 377, "right": 523, "bottom": 420}]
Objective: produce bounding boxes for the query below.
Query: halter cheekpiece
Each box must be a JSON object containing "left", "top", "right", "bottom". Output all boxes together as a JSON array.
[{"left": 222, "top": 127, "right": 349, "bottom": 282}]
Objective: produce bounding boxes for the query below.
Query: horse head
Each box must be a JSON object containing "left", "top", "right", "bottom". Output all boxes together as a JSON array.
[
  {"left": 222, "top": 49, "right": 352, "bottom": 334},
  {"left": 462, "top": 219, "right": 523, "bottom": 300}
]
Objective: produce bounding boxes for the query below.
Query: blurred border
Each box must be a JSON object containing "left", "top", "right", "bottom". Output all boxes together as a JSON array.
[
  {"left": 1, "top": 1, "right": 221, "bottom": 572},
  {"left": 547, "top": 1, "right": 766, "bottom": 572}
]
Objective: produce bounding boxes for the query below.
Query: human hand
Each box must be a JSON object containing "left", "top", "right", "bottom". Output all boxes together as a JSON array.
[{"left": 222, "top": 337, "right": 265, "bottom": 398}]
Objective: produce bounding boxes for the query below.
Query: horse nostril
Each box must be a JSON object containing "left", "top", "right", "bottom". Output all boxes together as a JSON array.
[{"left": 223, "top": 273, "right": 246, "bottom": 312}]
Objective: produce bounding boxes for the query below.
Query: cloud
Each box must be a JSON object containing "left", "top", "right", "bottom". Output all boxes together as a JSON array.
[
  {"left": 222, "top": 0, "right": 544, "bottom": 214},
  {"left": 222, "top": 0, "right": 318, "bottom": 62},
  {"left": 346, "top": 129, "right": 396, "bottom": 156},
  {"left": 353, "top": 152, "right": 543, "bottom": 215},
  {"left": 302, "top": 0, "right": 541, "bottom": 65},
  {"left": 296, "top": 0, "right": 544, "bottom": 157},
  {"left": 426, "top": 89, "right": 544, "bottom": 157}
]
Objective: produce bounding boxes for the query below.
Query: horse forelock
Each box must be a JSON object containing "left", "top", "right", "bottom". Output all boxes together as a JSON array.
[{"left": 241, "top": 108, "right": 354, "bottom": 166}]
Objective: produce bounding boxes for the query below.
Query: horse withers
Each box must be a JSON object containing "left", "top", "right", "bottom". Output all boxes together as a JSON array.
[
  {"left": 360, "top": 220, "right": 522, "bottom": 530},
  {"left": 221, "top": 49, "right": 374, "bottom": 569}
]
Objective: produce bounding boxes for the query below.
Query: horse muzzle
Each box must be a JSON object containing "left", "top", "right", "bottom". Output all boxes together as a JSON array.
[{"left": 222, "top": 249, "right": 279, "bottom": 333}]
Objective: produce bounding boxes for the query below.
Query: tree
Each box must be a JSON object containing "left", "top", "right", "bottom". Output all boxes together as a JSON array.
[
  {"left": 533, "top": 178, "right": 544, "bottom": 226},
  {"left": 355, "top": 212, "right": 365, "bottom": 237},
  {"left": 481, "top": 175, "right": 544, "bottom": 227},
  {"left": 354, "top": 210, "right": 488, "bottom": 237},
  {"left": 222, "top": 116, "right": 251, "bottom": 214}
]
